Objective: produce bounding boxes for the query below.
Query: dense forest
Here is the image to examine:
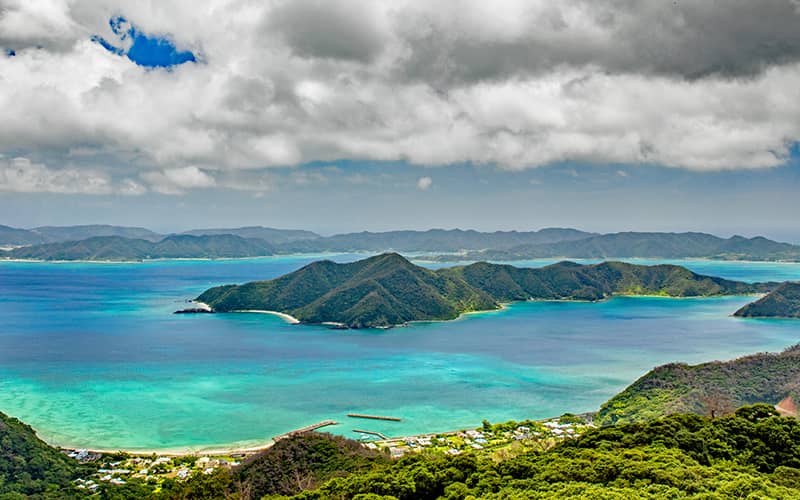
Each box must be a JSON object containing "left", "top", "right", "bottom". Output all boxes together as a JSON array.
[{"left": 198, "top": 253, "right": 770, "bottom": 328}]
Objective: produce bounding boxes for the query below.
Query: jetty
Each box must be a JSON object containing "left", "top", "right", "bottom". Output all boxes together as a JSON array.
[
  {"left": 353, "top": 429, "right": 388, "bottom": 439},
  {"left": 347, "top": 413, "right": 402, "bottom": 422},
  {"left": 273, "top": 420, "right": 337, "bottom": 441}
]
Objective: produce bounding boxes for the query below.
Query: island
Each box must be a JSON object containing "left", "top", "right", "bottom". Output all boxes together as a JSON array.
[
  {"left": 734, "top": 282, "right": 800, "bottom": 318},
  {"left": 195, "top": 253, "right": 773, "bottom": 328}
]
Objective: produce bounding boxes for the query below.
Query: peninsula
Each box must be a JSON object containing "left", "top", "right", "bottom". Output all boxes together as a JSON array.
[
  {"left": 196, "top": 253, "right": 772, "bottom": 328},
  {"left": 734, "top": 282, "right": 800, "bottom": 319}
]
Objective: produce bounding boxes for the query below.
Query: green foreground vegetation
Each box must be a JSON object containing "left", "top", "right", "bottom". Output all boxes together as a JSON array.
[
  {"left": 5, "top": 405, "right": 800, "bottom": 499},
  {"left": 198, "top": 253, "right": 771, "bottom": 328}
]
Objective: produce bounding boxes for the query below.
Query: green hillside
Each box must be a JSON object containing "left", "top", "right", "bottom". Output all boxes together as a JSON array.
[
  {"left": 198, "top": 253, "right": 499, "bottom": 328},
  {"left": 597, "top": 345, "right": 800, "bottom": 425},
  {"left": 734, "top": 282, "right": 800, "bottom": 318},
  {"left": 0, "top": 411, "right": 83, "bottom": 498},
  {"left": 198, "top": 253, "right": 770, "bottom": 328}
]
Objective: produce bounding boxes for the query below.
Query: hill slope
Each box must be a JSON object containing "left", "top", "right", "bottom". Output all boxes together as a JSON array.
[
  {"left": 198, "top": 253, "right": 499, "bottom": 328},
  {"left": 597, "top": 345, "right": 800, "bottom": 425},
  {"left": 3, "top": 234, "right": 275, "bottom": 261},
  {"left": 734, "top": 282, "right": 800, "bottom": 318},
  {"left": 198, "top": 254, "right": 770, "bottom": 328},
  {"left": 0, "top": 411, "right": 82, "bottom": 497}
]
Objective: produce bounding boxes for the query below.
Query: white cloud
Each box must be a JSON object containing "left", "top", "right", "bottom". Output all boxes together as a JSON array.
[
  {"left": 0, "top": 1, "right": 799, "bottom": 196},
  {"left": 118, "top": 178, "right": 147, "bottom": 196},
  {"left": 140, "top": 166, "right": 215, "bottom": 195},
  {"left": 0, "top": 157, "right": 113, "bottom": 194},
  {"left": 417, "top": 176, "right": 433, "bottom": 190}
]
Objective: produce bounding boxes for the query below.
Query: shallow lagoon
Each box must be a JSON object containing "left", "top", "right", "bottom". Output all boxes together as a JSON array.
[{"left": 1, "top": 255, "right": 799, "bottom": 451}]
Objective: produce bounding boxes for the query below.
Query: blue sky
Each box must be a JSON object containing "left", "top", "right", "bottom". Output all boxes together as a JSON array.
[
  {"left": 91, "top": 16, "right": 196, "bottom": 68},
  {"left": 1, "top": 2, "right": 800, "bottom": 240}
]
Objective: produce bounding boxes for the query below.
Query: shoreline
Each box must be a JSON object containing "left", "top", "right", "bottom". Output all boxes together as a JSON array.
[{"left": 230, "top": 309, "right": 300, "bottom": 324}]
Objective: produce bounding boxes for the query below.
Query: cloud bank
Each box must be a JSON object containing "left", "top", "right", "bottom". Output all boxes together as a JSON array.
[{"left": 1, "top": 0, "right": 800, "bottom": 195}]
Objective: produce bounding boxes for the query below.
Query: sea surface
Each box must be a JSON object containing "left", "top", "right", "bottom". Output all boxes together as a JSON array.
[{"left": 1, "top": 255, "right": 800, "bottom": 451}]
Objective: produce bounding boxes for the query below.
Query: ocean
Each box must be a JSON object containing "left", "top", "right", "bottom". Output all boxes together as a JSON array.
[{"left": 1, "top": 255, "right": 799, "bottom": 451}]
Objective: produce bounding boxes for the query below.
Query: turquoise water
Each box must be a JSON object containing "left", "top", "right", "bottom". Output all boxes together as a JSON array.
[{"left": 1, "top": 255, "right": 799, "bottom": 451}]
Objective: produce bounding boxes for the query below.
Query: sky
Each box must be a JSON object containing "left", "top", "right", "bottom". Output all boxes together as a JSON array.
[{"left": 1, "top": 1, "right": 800, "bottom": 240}]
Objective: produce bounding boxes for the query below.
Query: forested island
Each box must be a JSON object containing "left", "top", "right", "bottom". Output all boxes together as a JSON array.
[{"left": 196, "top": 253, "right": 772, "bottom": 328}]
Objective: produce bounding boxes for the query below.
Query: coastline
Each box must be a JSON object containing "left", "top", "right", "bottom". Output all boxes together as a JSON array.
[{"left": 230, "top": 309, "right": 301, "bottom": 324}]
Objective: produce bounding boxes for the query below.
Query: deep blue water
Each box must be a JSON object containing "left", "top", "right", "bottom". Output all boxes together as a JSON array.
[{"left": 0, "top": 255, "right": 799, "bottom": 451}]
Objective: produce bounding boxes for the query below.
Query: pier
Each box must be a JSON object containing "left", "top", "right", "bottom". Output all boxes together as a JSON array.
[
  {"left": 353, "top": 429, "right": 388, "bottom": 439},
  {"left": 347, "top": 413, "right": 402, "bottom": 422},
  {"left": 273, "top": 420, "right": 338, "bottom": 441}
]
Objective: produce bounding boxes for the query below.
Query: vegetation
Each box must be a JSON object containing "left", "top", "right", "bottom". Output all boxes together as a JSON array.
[
  {"left": 198, "top": 253, "right": 498, "bottom": 328},
  {"left": 0, "top": 411, "right": 86, "bottom": 499},
  {"left": 734, "top": 282, "right": 800, "bottom": 318},
  {"left": 111, "top": 407, "right": 800, "bottom": 499},
  {"left": 235, "top": 433, "right": 388, "bottom": 498},
  {"left": 434, "top": 232, "right": 800, "bottom": 262},
  {"left": 2, "top": 234, "right": 275, "bottom": 261},
  {"left": 198, "top": 253, "right": 771, "bottom": 328},
  {"left": 598, "top": 344, "right": 800, "bottom": 425}
]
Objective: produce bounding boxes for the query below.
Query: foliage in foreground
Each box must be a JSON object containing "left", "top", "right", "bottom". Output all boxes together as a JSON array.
[
  {"left": 151, "top": 404, "right": 800, "bottom": 500},
  {"left": 7, "top": 405, "right": 800, "bottom": 499},
  {"left": 0, "top": 411, "right": 89, "bottom": 499}
]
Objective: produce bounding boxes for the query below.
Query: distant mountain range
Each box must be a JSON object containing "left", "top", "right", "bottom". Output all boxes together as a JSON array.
[
  {"left": 196, "top": 253, "right": 771, "bottom": 328},
  {"left": 4, "top": 234, "right": 275, "bottom": 261},
  {"left": 180, "top": 226, "right": 320, "bottom": 244},
  {"left": 3, "top": 224, "right": 800, "bottom": 262},
  {"left": 277, "top": 227, "right": 594, "bottom": 252},
  {"left": 431, "top": 232, "right": 800, "bottom": 262},
  {"left": 0, "top": 224, "right": 163, "bottom": 247}
]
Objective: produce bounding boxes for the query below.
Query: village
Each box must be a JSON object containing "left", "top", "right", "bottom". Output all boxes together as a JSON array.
[{"left": 65, "top": 413, "right": 595, "bottom": 491}]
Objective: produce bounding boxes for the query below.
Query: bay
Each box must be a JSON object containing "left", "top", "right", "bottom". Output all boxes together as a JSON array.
[{"left": 0, "top": 255, "right": 799, "bottom": 451}]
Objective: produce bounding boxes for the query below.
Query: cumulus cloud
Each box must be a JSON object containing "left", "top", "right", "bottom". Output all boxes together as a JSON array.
[
  {"left": 417, "top": 176, "right": 432, "bottom": 190},
  {"left": 1, "top": 0, "right": 800, "bottom": 196},
  {"left": 140, "top": 166, "right": 215, "bottom": 195},
  {"left": 0, "top": 157, "right": 113, "bottom": 194}
]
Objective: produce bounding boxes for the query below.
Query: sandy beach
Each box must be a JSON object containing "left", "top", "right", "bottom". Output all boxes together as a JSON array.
[{"left": 233, "top": 310, "right": 301, "bottom": 324}]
